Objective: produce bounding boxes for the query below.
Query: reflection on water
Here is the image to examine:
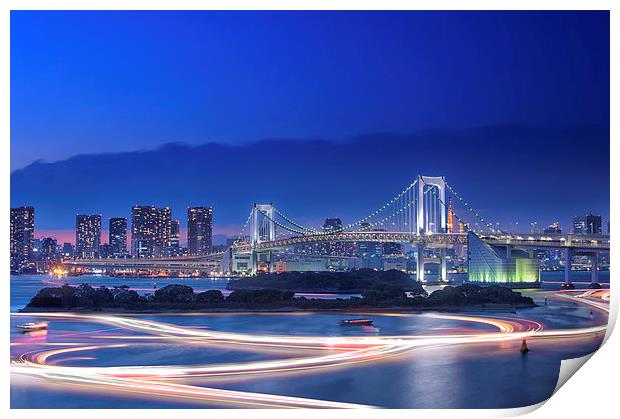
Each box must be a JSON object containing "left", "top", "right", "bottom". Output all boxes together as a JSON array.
[{"left": 10, "top": 273, "right": 609, "bottom": 409}]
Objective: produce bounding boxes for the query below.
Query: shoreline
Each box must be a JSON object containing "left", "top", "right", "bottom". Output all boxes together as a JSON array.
[{"left": 18, "top": 302, "right": 537, "bottom": 315}]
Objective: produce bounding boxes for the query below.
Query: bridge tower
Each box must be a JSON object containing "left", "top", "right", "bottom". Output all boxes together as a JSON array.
[
  {"left": 415, "top": 176, "right": 447, "bottom": 283},
  {"left": 250, "top": 204, "right": 276, "bottom": 245},
  {"left": 416, "top": 175, "right": 446, "bottom": 235},
  {"left": 249, "top": 204, "right": 277, "bottom": 273},
  {"left": 447, "top": 198, "right": 454, "bottom": 234}
]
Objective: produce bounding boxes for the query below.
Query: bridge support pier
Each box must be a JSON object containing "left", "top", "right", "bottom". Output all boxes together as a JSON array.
[
  {"left": 440, "top": 248, "right": 447, "bottom": 282},
  {"left": 417, "top": 244, "right": 425, "bottom": 283},
  {"left": 250, "top": 251, "right": 257, "bottom": 275},
  {"left": 268, "top": 251, "right": 274, "bottom": 273},
  {"left": 562, "top": 248, "right": 574, "bottom": 289}
]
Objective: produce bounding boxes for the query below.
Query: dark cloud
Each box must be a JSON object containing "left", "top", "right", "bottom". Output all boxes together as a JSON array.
[{"left": 11, "top": 125, "right": 610, "bottom": 234}]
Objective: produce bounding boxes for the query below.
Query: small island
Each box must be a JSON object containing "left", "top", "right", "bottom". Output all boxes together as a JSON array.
[
  {"left": 226, "top": 269, "right": 421, "bottom": 293},
  {"left": 22, "top": 270, "right": 535, "bottom": 312}
]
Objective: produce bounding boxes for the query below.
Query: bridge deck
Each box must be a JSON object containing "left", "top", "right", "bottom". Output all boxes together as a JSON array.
[{"left": 62, "top": 233, "right": 608, "bottom": 270}]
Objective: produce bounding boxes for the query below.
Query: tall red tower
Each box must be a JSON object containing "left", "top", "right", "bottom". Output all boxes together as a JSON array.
[{"left": 447, "top": 197, "right": 454, "bottom": 233}]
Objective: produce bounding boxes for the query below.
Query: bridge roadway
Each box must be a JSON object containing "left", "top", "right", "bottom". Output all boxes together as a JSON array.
[
  {"left": 63, "top": 252, "right": 226, "bottom": 272},
  {"left": 62, "top": 232, "right": 609, "bottom": 272},
  {"left": 232, "top": 232, "right": 610, "bottom": 253}
]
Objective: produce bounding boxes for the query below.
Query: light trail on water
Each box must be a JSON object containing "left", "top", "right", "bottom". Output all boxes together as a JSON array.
[{"left": 10, "top": 295, "right": 608, "bottom": 408}]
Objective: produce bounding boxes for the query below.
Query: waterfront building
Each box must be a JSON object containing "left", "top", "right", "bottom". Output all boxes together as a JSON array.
[
  {"left": 323, "top": 218, "right": 342, "bottom": 233},
  {"left": 131, "top": 206, "right": 172, "bottom": 258},
  {"left": 169, "top": 219, "right": 181, "bottom": 256},
  {"left": 321, "top": 217, "right": 356, "bottom": 256},
  {"left": 75, "top": 214, "right": 101, "bottom": 259},
  {"left": 62, "top": 242, "right": 74, "bottom": 258},
  {"left": 383, "top": 257, "right": 407, "bottom": 272},
  {"left": 573, "top": 212, "right": 602, "bottom": 235},
  {"left": 10, "top": 206, "right": 35, "bottom": 272},
  {"left": 109, "top": 217, "right": 127, "bottom": 257},
  {"left": 467, "top": 232, "right": 539, "bottom": 287},
  {"left": 543, "top": 222, "right": 562, "bottom": 234},
  {"left": 383, "top": 242, "right": 402, "bottom": 256},
  {"left": 35, "top": 237, "right": 59, "bottom": 274},
  {"left": 187, "top": 207, "right": 213, "bottom": 255},
  {"left": 40, "top": 237, "right": 58, "bottom": 259},
  {"left": 98, "top": 243, "right": 112, "bottom": 259},
  {"left": 157, "top": 207, "right": 172, "bottom": 256},
  {"left": 358, "top": 240, "right": 383, "bottom": 257},
  {"left": 32, "top": 238, "right": 41, "bottom": 254}
]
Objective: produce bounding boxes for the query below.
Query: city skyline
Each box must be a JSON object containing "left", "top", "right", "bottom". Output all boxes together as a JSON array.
[
  {"left": 10, "top": 128, "right": 611, "bottom": 242},
  {"left": 12, "top": 200, "right": 611, "bottom": 247},
  {"left": 10, "top": 10, "right": 610, "bottom": 239}
]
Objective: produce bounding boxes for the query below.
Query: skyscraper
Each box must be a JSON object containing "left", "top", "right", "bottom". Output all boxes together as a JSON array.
[
  {"left": 447, "top": 198, "right": 454, "bottom": 234},
  {"left": 573, "top": 212, "right": 602, "bottom": 235},
  {"left": 40, "top": 237, "right": 58, "bottom": 259},
  {"left": 157, "top": 207, "right": 172, "bottom": 257},
  {"left": 131, "top": 206, "right": 172, "bottom": 258},
  {"left": 62, "top": 242, "right": 74, "bottom": 258},
  {"left": 75, "top": 214, "right": 101, "bottom": 259},
  {"left": 543, "top": 222, "right": 562, "bottom": 234},
  {"left": 188, "top": 207, "right": 213, "bottom": 255},
  {"left": 382, "top": 242, "right": 402, "bottom": 255},
  {"left": 321, "top": 217, "right": 355, "bottom": 256},
  {"left": 323, "top": 218, "right": 343, "bottom": 233},
  {"left": 132, "top": 206, "right": 158, "bottom": 258},
  {"left": 109, "top": 217, "right": 127, "bottom": 257},
  {"left": 10, "top": 206, "right": 35, "bottom": 272},
  {"left": 170, "top": 219, "right": 180, "bottom": 255}
]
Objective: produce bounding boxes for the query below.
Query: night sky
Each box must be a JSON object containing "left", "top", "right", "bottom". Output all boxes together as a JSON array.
[{"left": 10, "top": 11, "right": 610, "bottom": 243}]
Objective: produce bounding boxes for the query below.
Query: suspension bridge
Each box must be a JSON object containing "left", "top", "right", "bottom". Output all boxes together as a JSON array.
[{"left": 63, "top": 175, "right": 610, "bottom": 286}]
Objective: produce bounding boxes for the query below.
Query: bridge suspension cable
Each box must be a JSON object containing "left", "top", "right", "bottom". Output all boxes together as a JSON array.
[
  {"left": 247, "top": 177, "right": 506, "bottom": 241},
  {"left": 425, "top": 186, "right": 476, "bottom": 233},
  {"left": 257, "top": 210, "right": 315, "bottom": 236},
  {"left": 272, "top": 207, "right": 320, "bottom": 233},
  {"left": 441, "top": 181, "right": 505, "bottom": 234},
  {"left": 235, "top": 209, "right": 254, "bottom": 244},
  {"left": 339, "top": 179, "right": 418, "bottom": 232},
  {"left": 257, "top": 178, "right": 421, "bottom": 236}
]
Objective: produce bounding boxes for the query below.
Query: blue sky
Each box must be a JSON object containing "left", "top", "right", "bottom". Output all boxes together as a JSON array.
[{"left": 10, "top": 11, "right": 610, "bottom": 240}]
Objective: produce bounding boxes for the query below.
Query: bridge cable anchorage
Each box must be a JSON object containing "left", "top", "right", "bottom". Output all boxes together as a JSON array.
[{"left": 441, "top": 180, "right": 507, "bottom": 234}]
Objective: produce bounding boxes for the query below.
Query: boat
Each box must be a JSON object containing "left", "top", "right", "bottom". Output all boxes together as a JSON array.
[
  {"left": 16, "top": 322, "right": 48, "bottom": 332},
  {"left": 341, "top": 318, "right": 373, "bottom": 326}
]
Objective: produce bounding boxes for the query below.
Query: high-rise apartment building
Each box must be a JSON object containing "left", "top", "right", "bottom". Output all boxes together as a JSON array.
[
  {"left": 75, "top": 214, "right": 101, "bottom": 259},
  {"left": 10, "top": 206, "right": 35, "bottom": 272},
  {"left": 187, "top": 207, "right": 213, "bottom": 255},
  {"left": 170, "top": 219, "right": 181, "bottom": 255},
  {"left": 131, "top": 206, "right": 172, "bottom": 258},
  {"left": 109, "top": 217, "right": 128, "bottom": 257},
  {"left": 573, "top": 212, "right": 602, "bottom": 235}
]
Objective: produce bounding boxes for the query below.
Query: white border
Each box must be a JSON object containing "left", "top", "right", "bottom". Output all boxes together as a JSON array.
[{"left": 2, "top": 2, "right": 616, "bottom": 419}]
